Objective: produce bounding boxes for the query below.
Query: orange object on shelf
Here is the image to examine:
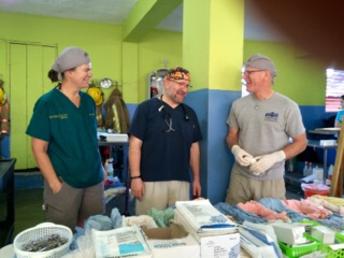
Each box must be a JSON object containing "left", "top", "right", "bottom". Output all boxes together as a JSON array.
[{"left": 301, "top": 183, "right": 330, "bottom": 198}]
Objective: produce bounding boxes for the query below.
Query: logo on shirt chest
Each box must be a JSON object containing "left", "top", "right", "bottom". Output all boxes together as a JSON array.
[
  {"left": 264, "top": 111, "right": 279, "bottom": 122},
  {"left": 49, "top": 113, "right": 68, "bottom": 120}
]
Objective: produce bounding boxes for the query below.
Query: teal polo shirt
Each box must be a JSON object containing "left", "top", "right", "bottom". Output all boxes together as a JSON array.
[{"left": 26, "top": 88, "right": 103, "bottom": 188}]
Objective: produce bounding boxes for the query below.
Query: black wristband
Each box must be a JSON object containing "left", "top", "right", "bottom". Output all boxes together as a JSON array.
[{"left": 130, "top": 175, "right": 141, "bottom": 180}]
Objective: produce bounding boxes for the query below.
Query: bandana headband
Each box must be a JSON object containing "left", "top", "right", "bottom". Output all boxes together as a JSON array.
[{"left": 166, "top": 67, "right": 191, "bottom": 82}]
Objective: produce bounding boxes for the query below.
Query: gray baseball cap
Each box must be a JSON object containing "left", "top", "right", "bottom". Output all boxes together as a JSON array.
[
  {"left": 52, "top": 47, "right": 91, "bottom": 73},
  {"left": 244, "top": 54, "right": 277, "bottom": 77}
]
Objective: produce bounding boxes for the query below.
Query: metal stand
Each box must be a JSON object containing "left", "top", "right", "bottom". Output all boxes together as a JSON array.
[
  {"left": 99, "top": 138, "right": 130, "bottom": 216},
  {"left": 307, "top": 140, "right": 337, "bottom": 180},
  {"left": 0, "top": 159, "right": 16, "bottom": 247}
]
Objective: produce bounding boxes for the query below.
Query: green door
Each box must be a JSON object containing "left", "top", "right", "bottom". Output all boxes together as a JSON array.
[
  {"left": 10, "top": 43, "right": 56, "bottom": 169},
  {"left": 0, "top": 40, "right": 9, "bottom": 85}
]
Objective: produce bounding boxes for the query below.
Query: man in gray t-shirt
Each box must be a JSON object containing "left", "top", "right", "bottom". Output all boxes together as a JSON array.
[{"left": 226, "top": 54, "right": 307, "bottom": 204}]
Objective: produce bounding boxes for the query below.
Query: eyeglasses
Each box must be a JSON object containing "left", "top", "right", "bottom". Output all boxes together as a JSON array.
[{"left": 170, "top": 79, "right": 192, "bottom": 88}]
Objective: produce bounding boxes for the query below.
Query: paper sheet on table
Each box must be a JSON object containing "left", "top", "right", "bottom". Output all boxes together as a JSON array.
[{"left": 92, "top": 226, "right": 151, "bottom": 258}]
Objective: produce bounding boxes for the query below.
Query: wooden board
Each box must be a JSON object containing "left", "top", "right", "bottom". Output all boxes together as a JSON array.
[{"left": 330, "top": 124, "right": 344, "bottom": 196}]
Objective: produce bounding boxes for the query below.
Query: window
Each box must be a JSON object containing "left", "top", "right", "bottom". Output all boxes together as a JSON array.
[
  {"left": 241, "top": 67, "right": 249, "bottom": 97},
  {"left": 148, "top": 69, "right": 168, "bottom": 98},
  {"left": 325, "top": 68, "right": 344, "bottom": 112}
]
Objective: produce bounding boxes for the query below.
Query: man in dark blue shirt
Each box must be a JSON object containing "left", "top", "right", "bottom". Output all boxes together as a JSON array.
[{"left": 129, "top": 67, "right": 202, "bottom": 215}]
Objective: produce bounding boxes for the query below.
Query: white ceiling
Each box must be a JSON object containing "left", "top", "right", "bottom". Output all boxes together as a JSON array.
[
  {"left": 0, "top": 0, "right": 286, "bottom": 41},
  {"left": 0, "top": 0, "right": 139, "bottom": 24}
]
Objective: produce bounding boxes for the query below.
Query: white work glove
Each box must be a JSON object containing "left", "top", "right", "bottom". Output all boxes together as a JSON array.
[
  {"left": 249, "top": 150, "right": 286, "bottom": 175},
  {"left": 231, "top": 145, "right": 255, "bottom": 167}
]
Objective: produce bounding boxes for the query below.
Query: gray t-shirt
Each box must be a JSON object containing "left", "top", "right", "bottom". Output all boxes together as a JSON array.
[{"left": 227, "top": 92, "right": 305, "bottom": 180}]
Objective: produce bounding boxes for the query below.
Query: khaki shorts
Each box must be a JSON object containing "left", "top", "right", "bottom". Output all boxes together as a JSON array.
[
  {"left": 135, "top": 180, "right": 190, "bottom": 215},
  {"left": 225, "top": 169, "right": 286, "bottom": 204},
  {"left": 43, "top": 180, "right": 104, "bottom": 230}
]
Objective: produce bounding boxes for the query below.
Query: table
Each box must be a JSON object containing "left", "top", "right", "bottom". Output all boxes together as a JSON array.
[
  {"left": 307, "top": 139, "right": 337, "bottom": 179},
  {"left": 0, "top": 159, "right": 16, "bottom": 248},
  {"left": 98, "top": 133, "right": 130, "bottom": 215},
  {"left": 309, "top": 127, "right": 340, "bottom": 135},
  {"left": 0, "top": 243, "right": 252, "bottom": 258},
  {"left": 98, "top": 132, "right": 129, "bottom": 157}
]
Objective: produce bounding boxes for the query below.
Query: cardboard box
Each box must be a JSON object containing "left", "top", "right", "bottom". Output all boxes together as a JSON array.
[
  {"left": 142, "top": 223, "right": 200, "bottom": 258},
  {"left": 174, "top": 210, "right": 240, "bottom": 258},
  {"left": 311, "top": 225, "right": 335, "bottom": 244},
  {"left": 272, "top": 222, "right": 307, "bottom": 245},
  {"left": 199, "top": 233, "right": 240, "bottom": 258}
]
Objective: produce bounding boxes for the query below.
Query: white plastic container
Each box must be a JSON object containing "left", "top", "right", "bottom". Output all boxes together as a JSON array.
[
  {"left": 303, "top": 161, "right": 309, "bottom": 176},
  {"left": 313, "top": 166, "right": 324, "bottom": 184},
  {"left": 13, "top": 223, "right": 73, "bottom": 258},
  {"left": 105, "top": 158, "right": 114, "bottom": 177}
]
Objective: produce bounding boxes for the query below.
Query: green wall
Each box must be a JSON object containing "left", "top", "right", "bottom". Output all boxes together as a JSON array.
[
  {"left": 0, "top": 11, "right": 328, "bottom": 106},
  {"left": 0, "top": 11, "right": 329, "bottom": 169},
  {"left": 2, "top": 11, "right": 326, "bottom": 106},
  {"left": 0, "top": 11, "right": 122, "bottom": 98},
  {"left": 137, "top": 29, "right": 182, "bottom": 102},
  {"left": 0, "top": 11, "right": 184, "bottom": 103},
  {"left": 244, "top": 40, "right": 326, "bottom": 105},
  {"left": 0, "top": 11, "right": 184, "bottom": 168}
]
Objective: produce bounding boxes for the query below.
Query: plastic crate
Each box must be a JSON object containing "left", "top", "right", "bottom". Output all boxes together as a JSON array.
[
  {"left": 305, "top": 233, "right": 344, "bottom": 258},
  {"left": 335, "top": 232, "right": 344, "bottom": 243},
  {"left": 321, "top": 245, "right": 344, "bottom": 258},
  {"left": 299, "top": 219, "right": 321, "bottom": 228},
  {"left": 279, "top": 240, "right": 320, "bottom": 258}
]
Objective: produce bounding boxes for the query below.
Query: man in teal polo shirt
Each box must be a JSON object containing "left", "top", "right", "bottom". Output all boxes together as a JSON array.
[{"left": 26, "top": 47, "right": 104, "bottom": 230}]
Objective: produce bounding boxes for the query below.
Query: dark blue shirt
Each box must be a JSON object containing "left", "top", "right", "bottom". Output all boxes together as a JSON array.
[{"left": 129, "top": 97, "right": 202, "bottom": 182}]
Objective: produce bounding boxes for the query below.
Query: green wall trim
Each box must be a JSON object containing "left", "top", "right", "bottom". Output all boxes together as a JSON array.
[{"left": 122, "top": 0, "right": 182, "bottom": 42}]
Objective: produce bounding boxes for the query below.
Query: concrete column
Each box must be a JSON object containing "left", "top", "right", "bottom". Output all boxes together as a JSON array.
[{"left": 183, "top": 0, "right": 244, "bottom": 202}]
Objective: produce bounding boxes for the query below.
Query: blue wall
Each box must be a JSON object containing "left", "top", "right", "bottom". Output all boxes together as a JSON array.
[
  {"left": 300, "top": 106, "right": 336, "bottom": 131},
  {"left": 185, "top": 89, "right": 241, "bottom": 203},
  {"left": 126, "top": 104, "right": 137, "bottom": 121},
  {"left": 0, "top": 135, "right": 10, "bottom": 159},
  {"left": 184, "top": 90, "right": 209, "bottom": 198}
]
